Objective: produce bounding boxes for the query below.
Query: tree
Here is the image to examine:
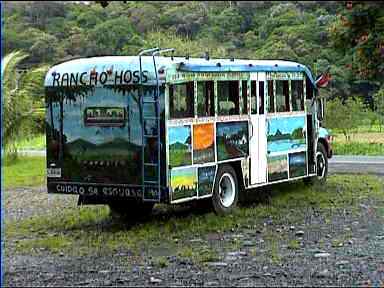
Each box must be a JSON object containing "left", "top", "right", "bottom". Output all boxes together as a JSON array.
[
  {"left": 325, "top": 97, "right": 367, "bottom": 141},
  {"left": 2, "top": 51, "right": 49, "bottom": 157},
  {"left": 373, "top": 87, "right": 384, "bottom": 131},
  {"left": 329, "top": 1, "right": 384, "bottom": 82}
]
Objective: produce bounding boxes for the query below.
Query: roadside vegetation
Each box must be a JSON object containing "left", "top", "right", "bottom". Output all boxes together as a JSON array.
[{"left": 3, "top": 156, "right": 46, "bottom": 189}]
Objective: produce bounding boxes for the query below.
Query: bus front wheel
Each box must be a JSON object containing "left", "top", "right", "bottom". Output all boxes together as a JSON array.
[
  {"left": 212, "top": 165, "right": 239, "bottom": 215},
  {"left": 304, "top": 142, "right": 328, "bottom": 185}
]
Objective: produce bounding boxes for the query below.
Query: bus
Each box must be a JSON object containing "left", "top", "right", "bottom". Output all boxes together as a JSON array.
[{"left": 44, "top": 47, "right": 333, "bottom": 217}]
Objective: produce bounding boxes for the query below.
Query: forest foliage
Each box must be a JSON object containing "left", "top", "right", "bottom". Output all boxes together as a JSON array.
[{"left": 2, "top": 1, "right": 384, "bottom": 150}]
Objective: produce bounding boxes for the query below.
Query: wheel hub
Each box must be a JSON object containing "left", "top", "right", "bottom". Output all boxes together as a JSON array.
[
  {"left": 219, "top": 173, "right": 235, "bottom": 208},
  {"left": 316, "top": 151, "right": 326, "bottom": 179}
]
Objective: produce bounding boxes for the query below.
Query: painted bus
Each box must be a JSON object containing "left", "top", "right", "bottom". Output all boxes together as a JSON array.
[{"left": 44, "top": 48, "right": 333, "bottom": 217}]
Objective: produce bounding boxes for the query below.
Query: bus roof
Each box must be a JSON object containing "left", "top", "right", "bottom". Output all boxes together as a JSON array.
[{"left": 44, "top": 56, "right": 316, "bottom": 87}]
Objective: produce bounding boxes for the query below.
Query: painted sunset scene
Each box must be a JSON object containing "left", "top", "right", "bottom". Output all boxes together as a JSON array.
[
  {"left": 193, "top": 123, "right": 215, "bottom": 164},
  {"left": 168, "top": 125, "right": 192, "bottom": 167},
  {"left": 267, "top": 116, "right": 306, "bottom": 153},
  {"left": 171, "top": 167, "right": 197, "bottom": 201}
]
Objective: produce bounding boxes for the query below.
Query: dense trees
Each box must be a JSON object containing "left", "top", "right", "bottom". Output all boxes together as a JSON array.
[{"left": 2, "top": 1, "right": 384, "bottom": 147}]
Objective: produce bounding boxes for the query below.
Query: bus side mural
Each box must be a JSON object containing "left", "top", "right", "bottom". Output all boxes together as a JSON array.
[
  {"left": 289, "top": 152, "right": 307, "bottom": 178},
  {"left": 168, "top": 125, "right": 192, "bottom": 167},
  {"left": 268, "top": 155, "right": 288, "bottom": 182},
  {"left": 170, "top": 167, "right": 197, "bottom": 201},
  {"left": 267, "top": 116, "right": 306, "bottom": 154},
  {"left": 216, "top": 121, "right": 249, "bottom": 161},
  {"left": 198, "top": 166, "right": 216, "bottom": 197},
  {"left": 193, "top": 123, "right": 215, "bottom": 164}
]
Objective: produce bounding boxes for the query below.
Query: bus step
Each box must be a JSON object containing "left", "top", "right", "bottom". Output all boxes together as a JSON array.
[
  {"left": 144, "top": 163, "right": 158, "bottom": 167},
  {"left": 143, "top": 117, "right": 159, "bottom": 120},
  {"left": 143, "top": 100, "right": 158, "bottom": 103},
  {"left": 144, "top": 180, "right": 159, "bottom": 184},
  {"left": 144, "top": 134, "right": 158, "bottom": 138}
]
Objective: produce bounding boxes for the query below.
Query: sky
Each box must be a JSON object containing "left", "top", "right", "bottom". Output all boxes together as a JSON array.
[
  {"left": 168, "top": 126, "right": 191, "bottom": 145},
  {"left": 171, "top": 167, "right": 196, "bottom": 187},
  {"left": 217, "top": 121, "right": 247, "bottom": 137}
]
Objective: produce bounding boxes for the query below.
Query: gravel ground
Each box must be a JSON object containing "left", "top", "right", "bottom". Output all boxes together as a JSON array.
[{"left": 4, "top": 179, "right": 384, "bottom": 287}]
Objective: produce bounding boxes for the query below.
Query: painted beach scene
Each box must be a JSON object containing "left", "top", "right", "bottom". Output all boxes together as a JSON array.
[
  {"left": 193, "top": 123, "right": 215, "bottom": 164},
  {"left": 267, "top": 116, "right": 306, "bottom": 153},
  {"left": 168, "top": 125, "right": 192, "bottom": 167},
  {"left": 268, "top": 155, "right": 288, "bottom": 182},
  {"left": 198, "top": 166, "right": 216, "bottom": 197},
  {"left": 216, "top": 121, "right": 248, "bottom": 161},
  {"left": 171, "top": 167, "right": 197, "bottom": 201},
  {"left": 289, "top": 152, "right": 307, "bottom": 178}
]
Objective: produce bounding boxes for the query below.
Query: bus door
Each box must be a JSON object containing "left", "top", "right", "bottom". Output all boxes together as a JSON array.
[{"left": 249, "top": 72, "right": 267, "bottom": 185}]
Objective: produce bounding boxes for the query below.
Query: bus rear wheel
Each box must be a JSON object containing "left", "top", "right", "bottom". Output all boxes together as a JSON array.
[
  {"left": 212, "top": 165, "right": 239, "bottom": 215},
  {"left": 108, "top": 200, "right": 154, "bottom": 220}
]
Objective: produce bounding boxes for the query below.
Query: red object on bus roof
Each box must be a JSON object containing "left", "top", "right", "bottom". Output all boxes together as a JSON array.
[{"left": 315, "top": 72, "right": 331, "bottom": 88}]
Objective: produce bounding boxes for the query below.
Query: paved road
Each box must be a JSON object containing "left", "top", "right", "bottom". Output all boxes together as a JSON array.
[
  {"left": 329, "top": 155, "right": 384, "bottom": 176},
  {"left": 18, "top": 150, "right": 384, "bottom": 175}
]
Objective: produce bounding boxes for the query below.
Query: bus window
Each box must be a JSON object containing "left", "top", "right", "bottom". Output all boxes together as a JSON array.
[
  {"left": 259, "top": 81, "right": 265, "bottom": 114},
  {"left": 169, "top": 82, "right": 194, "bottom": 119},
  {"left": 218, "top": 81, "right": 240, "bottom": 116},
  {"left": 241, "top": 80, "right": 248, "bottom": 114},
  {"left": 251, "top": 80, "right": 257, "bottom": 114},
  {"left": 291, "top": 80, "right": 304, "bottom": 111},
  {"left": 197, "top": 81, "right": 214, "bottom": 117},
  {"left": 267, "top": 80, "right": 274, "bottom": 113},
  {"left": 276, "top": 80, "right": 289, "bottom": 112}
]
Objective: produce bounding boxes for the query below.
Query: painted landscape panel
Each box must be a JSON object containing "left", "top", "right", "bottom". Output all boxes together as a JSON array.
[
  {"left": 168, "top": 125, "right": 192, "bottom": 167},
  {"left": 267, "top": 116, "right": 306, "bottom": 153},
  {"left": 268, "top": 155, "right": 288, "bottom": 182},
  {"left": 171, "top": 167, "right": 197, "bottom": 201},
  {"left": 193, "top": 123, "right": 215, "bottom": 164},
  {"left": 198, "top": 166, "right": 216, "bottom": 197},
  {"left": 289, "top": 152, "right": 307, "bottom": 178},
  {"left": 216, "top": 121, "right": 248, "bottom": 161}
]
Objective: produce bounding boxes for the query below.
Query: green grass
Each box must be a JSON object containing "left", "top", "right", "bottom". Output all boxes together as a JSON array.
[
  {"left": 333, "top": 142, "right": 384, "bottom": 156},
  {"left": 14, "top": 134, "right": 46, "bottom": 150},
  {"left": 5, "top": 174, "right": 383, "bottom": 259},
  {"left": 3, "top": 156, "right": 46, "bottom": 189}
]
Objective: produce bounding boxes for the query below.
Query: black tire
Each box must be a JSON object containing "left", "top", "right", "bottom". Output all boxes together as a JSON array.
[
  {"left": 304, "top": 142, "right": 328, "bottom": 185},
  {"left": 212, "top": 165, "right": 239, "bottom": 215},
  {"left": 108, "top": 200, "right": 154, "bottom": 220}
]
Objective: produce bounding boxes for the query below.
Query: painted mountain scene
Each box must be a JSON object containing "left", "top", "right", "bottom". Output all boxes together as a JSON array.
[
  {"left": 62, "top": 137, "right": 142, "bottom": 184},
  {"left": 267, "top": 116, "right": 306, "bottom": 154},
  {"left": 168, "top": 125, "right": 192, "bottom": 167}
]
